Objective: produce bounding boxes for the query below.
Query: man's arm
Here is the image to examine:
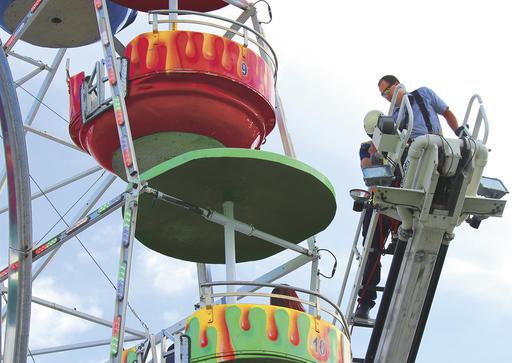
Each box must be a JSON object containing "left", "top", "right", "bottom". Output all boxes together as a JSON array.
[
  {"left": 360, "top": 142, "right": 372, "bottom": 168},
  {"left": 361, "top": 157, "right": 372, "bottom": 168},
  {"left": 442, "top": 108, "right": 459, "bottom": 134}
]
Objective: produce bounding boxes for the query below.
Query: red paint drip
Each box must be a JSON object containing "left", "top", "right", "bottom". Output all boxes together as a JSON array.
[
  {"left": 338, "top": 334, "right": 344, "bottom": 363},
  {"left": 200, "top": 327, "right": 208, "bottom": 348},
  {"left": 240, "top": 307, "right": 251, "bottom": 331},
  {"left": 310, "top": 325, "right": 332, "bottom": 362},
  {"left": 267, "top": 309, "right": 278, "bottom": 341},
  {"left": 289, "top": 312, "right": 300, "bottom": 346},
  {"left": 218, "top": 306, "right": 236, "bottom": 362}
]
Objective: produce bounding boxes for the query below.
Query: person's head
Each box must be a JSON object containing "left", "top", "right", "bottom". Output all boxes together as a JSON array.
[
  {"left": 378, "top": 75, "right": 403, "bottom": 103},
  {"left": 270, "top": 286, "right": 305, "bottom": 312}
]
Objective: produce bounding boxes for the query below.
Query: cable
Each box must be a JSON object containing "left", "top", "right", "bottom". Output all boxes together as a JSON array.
[
  {"left": 317, "top": 248, "right": 337, "bottom": 279},
  {"left": 28, "top": 348, "right": 37, "bottom": 363},
  {"left": 14, "top": 82, "right": 69, "bottom": 124},
  {"left": 29, "top": 174, "right": 150, "bottom": 331},
  {"left": 253, "top": 0, "right": 272, "bottom": 24},
  {"left": 34, "top": 171, "right": 106, "bottom": 245},
  {"left": 439, "top": 134, "right": 454, "bottom": 175},
  {"left": 29, "top": 174, "right": 117, "bottom": 287}
]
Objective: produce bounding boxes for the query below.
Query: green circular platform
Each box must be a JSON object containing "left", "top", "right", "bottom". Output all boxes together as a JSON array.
[
  {"left": 136, "top": 148, "right": 336, "bottom": 263},
  {"left": 112, "top": 132, "right": 225, "bottom": 178}
]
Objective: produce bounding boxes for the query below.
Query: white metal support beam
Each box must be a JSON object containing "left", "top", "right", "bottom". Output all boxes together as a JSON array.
[
  {"left": 223, "top": 201, "right": 237, "bottom": 304},
  {"left": 30, "top": 173, "right": 116, "bottom": 281},
  {"left": 0, "top": 48, "right": 67, "bottom": 196},
  {"left": 250, "top": 11, "right": 296, "bottom": 158},
  {"left": 23, "top": 125, "right": 84, "bottom": 152},
  {"left": 24, "top": 292, "right": 146, "bottom": 338},
  {"left": 29, "top": 336, "right": 143, "bottom": 356},
  {"left": 0, "top": 166, "right": 101, "bottom": 215}
]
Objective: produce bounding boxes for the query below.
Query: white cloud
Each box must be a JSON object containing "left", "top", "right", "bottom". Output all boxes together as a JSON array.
[
  {"left": 29, "top": 277, "right": 104, "bottom": 348},
  {"left": 138, "top": 250, "right": 197, "bottom": 297},
  {"left": 443, "top": 257, "right": 512, "bottom": 308}
]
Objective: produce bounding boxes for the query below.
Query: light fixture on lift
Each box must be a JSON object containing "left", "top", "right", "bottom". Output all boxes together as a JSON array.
[
  {"left": 349, "top": 189, "right": 371, "bottom": 212},
  {"left": 467, "top": 177, "right": 508, "bottom": 229},
  {"left": 362, "top": 165, "right": 395, "bottom": 187},
  {"left": 477, "top": 176, "right": 509, "bottom": 199}
]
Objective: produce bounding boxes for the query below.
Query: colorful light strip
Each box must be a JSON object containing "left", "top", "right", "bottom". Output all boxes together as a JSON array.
[
  {"left": 97, "top": 201, "right": 111, "bottom": 215},
  {"left": 100, "top": 18, "right": 109, "bottom": 46},
  {"left": 123, "top": 206, "right": 132, "bottom": 224},
  {"left": 65, "top": 216, "right": 90, "bottom": 235},
  {"left": 113, "top": 97, "right": 125, "bottom": 126},
  {"left": 105, "top": 57, "right": 117, "bottom": 86},
  {"left": 116, "top": 262, "right": 127, "bottom": 300},
  {"left": 110, "top": 315, "right": 122, "bottom": 355},
  {"left": 120, "top": 135, "right": 133, "bottom": 168},
  {"left": 0, "top": 261, "right": 19, "bottom": 279},
  {"left": 30, "top": 0, "right": 44, "bottom": 12},
  {"left": 4, "top": 19, "right": 27, "bottom": 50},
  {"left": 34, "top": 236, "right": 60, "bottom": 256}
]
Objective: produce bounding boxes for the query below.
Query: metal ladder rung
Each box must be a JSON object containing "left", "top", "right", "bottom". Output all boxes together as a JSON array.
[{"left": 352, "top": 317, "right": 375, "bottom": 328}]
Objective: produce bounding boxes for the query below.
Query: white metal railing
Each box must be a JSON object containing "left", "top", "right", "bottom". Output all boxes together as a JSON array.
[
  {"left": 80, "top": 58, "right": 128, "bottom": 124},
  {"left": 200, "top": 281, "right": 350, "bottom": 338},
  {"left": 462, "top": 94, "right": 489, "bottom": 144},
  {"left": 147, "top": 9, "right": 278, "bottom": 83},
  {"left": 385, "top": 84, "right": 414, "bottom": 175}
]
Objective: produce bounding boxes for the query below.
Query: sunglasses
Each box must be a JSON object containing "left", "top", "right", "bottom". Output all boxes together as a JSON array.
[{"left": 381, "top": 84, "right": 393, "bottom": 97}]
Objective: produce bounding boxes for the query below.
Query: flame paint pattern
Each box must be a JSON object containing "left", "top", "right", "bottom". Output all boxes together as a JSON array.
[
  {"left": 67, "top": 30, "right": 276, "bottom": 171},
  {"left": 185, "top": 304, "right": 351, "bottom": 362},
  {"left": 125, "top": 30, "right": 275, "bottom": 106}
]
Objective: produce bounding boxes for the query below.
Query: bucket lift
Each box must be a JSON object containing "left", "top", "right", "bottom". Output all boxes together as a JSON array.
[{"left": 338, "top": 85, "right": 507, "bottom": 362}]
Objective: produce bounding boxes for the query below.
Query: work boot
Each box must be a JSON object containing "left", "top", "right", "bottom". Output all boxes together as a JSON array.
[
  {"left": 385, "top": 241, "right": 397, "bottom": 255},
  {"left": 354, "top": 304, "right": 371, "bottom": 320}
]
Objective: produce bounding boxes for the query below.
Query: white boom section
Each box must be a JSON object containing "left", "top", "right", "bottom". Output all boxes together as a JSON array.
[{"left": 371, "top": 134, "right": 504, "bottom": 362}]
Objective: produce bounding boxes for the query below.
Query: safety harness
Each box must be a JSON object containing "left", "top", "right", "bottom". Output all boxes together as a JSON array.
[{"left": 401, "top": 90, "right": 434, "bottom": 133}]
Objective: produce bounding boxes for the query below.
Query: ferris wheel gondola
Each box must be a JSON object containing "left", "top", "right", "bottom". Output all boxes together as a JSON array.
[
  {"left": 109, "top": 0, "right": 228, "bottom": 12},
  {"left": 0, "top": 0, "right": 136, "bottom": 48}
]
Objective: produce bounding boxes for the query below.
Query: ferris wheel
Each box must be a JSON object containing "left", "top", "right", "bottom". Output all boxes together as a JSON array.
[{"left": 0, "top": 1, "right": 350, "bottom": 363}]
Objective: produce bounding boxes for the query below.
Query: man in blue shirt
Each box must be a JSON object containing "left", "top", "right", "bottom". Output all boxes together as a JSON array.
[
  {"left": 378, "top": 75, "right": 465, "bottom": 139},
  {"left": 354, "top": 78, "right": 464, "bottom": 320}
]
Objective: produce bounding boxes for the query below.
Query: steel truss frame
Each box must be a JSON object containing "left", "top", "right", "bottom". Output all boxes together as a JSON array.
[{"left": 0, "top": 1, "right": 326, "bottom": 362}]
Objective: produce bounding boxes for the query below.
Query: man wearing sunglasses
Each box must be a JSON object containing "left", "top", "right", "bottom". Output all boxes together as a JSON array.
[
  {"left": 378, "top": 75, "right": 467, "bottom": 139},
  {"left": 354, "top": 77, "right": 465, "bottom": 320}
]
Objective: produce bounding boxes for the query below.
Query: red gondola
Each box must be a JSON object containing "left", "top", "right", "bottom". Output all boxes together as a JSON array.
[
  {"left": 69, "top": 30, "right": 275, "bottom": 175},
  {"left": 110, "top": 0, "right": 228, "bottom": 12}
]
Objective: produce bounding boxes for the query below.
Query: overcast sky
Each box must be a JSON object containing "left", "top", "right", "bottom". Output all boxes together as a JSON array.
[{"left": 1, "top": 1, "right": 511, "bottom": 362}]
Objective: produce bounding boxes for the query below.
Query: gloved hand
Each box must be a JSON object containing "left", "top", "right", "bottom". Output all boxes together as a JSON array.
[{"left": 455, "top": 125, "right": 470, "bottom": 138}]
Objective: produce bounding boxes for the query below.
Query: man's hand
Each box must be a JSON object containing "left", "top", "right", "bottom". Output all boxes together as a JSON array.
[{"left": 455, "top": 125, "right": 471, "bottom": 138}]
